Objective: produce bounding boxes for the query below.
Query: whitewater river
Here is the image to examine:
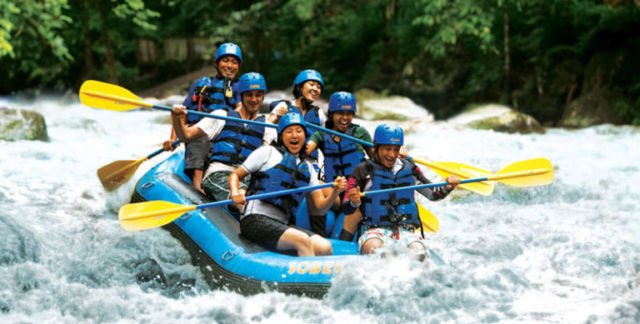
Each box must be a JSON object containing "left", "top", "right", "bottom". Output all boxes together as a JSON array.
[{"left": 1, "top": 97, "right": 639, "bottom": 323}]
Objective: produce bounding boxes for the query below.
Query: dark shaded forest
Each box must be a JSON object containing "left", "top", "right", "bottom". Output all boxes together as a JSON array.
[{"left": 1, "top": 0, "right": 639, "bottom": 124}]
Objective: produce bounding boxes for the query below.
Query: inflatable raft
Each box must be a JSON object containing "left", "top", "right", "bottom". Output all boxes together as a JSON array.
[{"left": 131, "top": 151, "right": 359, "bottom": 297}]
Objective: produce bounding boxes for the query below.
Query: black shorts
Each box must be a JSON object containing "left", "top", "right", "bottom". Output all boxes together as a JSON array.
[
  {"left": 240, "top": 214, "right": 314, "bottom": 251},
  {"left": 184, "top": 136, "right": 210, "bottom": 172}
]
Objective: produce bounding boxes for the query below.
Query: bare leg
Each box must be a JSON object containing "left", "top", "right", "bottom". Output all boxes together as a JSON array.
[
  {"left": 310, "top": 235, "right": 333, "bottom": 256},
  {"left": 277, "top": 228, "right": 314, "bottom": 256},
  {"left": 192, "top": 169, "right": 205, "bottom": 194},
  {"left": 408, "top": 241, "right": 427, "bottom": 262},
  {"left": 342, "top": 211, "right": 362, "bottom": 236}
]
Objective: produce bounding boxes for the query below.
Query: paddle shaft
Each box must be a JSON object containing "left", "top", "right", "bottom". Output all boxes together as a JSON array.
[
  {"left": 194, "top": 182, "right": 336, "bottom": 210},
  {"left": 363, "top": 168, "right": 550, "bottom": 197},
  {"left": 306, "top": 123, "right": 373, "bottom": 147},
  {"left": 146, "top": 139, "right": 180, "bottom": 160}
]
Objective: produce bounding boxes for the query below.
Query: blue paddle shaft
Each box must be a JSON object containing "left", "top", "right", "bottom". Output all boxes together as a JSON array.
[
  {"left": 146, "top": 139, "right": 180, "bottom": 160},
  {"left": 195, "top": 182, "right": 335, "bottom": 210},
  {"left": 152, "top": 105, "right": 277, "bottom": 128},
  {"left": 365, "top": 176, "right": 490, "bottom": 196},
  {"left": 306, "top": 123, "right": 373, "bottom": 147}
]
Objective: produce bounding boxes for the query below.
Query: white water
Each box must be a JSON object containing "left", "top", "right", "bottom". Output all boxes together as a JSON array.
[{"left": 1, "top": 97, "right": 639, "bottom": 323}]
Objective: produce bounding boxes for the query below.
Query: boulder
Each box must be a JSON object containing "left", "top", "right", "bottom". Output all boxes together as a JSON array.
[
  {"left": 355, "top": 89, "right": 434, "bottom": 123},
  {"left": 559, "top": 89, "right": 626, "bottom": 128},
  {"left": 0, "top": 108, "right": 49, "bottom": 141},
  {"left": 448, "top": 104, "right": 545, "bottom": 134}
]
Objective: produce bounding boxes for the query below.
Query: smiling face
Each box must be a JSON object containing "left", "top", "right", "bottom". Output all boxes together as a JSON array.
[
  {"left": 216, "top": 56, "right": 240, "bottom": 79},
  {"left": 281, "top": 125, "right": 306, "bottom": 155},
  {"left": 300, "top": 80, "right": 321, "bottom": 102},
  {"left": 376, "top": 144, "right": 400, "bottom": 168},
  {"left": 330, "top": 111, "right": 354, "bottom": 132},
  {"left": 241, "top": 90, "right": 264, "bottom": 114}
]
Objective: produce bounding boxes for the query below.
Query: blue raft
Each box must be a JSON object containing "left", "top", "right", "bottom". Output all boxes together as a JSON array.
[{"left": 131, "top": 151, "right": 360, "bottom": 297}]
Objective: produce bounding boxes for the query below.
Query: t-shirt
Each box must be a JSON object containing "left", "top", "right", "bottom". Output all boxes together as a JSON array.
[{"left": 241, "top": 146, "right": 321, "bottom": 223}]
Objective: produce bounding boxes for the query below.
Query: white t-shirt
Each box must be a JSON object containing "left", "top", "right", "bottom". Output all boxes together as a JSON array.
[{"left": 241, "top": 146, "right": 320, "bottom": 222}]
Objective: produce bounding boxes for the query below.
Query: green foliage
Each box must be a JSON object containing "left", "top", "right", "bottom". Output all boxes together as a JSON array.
[
  {"left": 1, "top": 0, "right": 639, "bottom": 126},
  {"left": 0, "top": 0, "right": 73, "bottom": 89}
]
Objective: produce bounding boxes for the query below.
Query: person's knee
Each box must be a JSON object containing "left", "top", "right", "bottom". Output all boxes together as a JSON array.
[
  {"left": 289, "top": 231, "right": 313, "bottom": 255},
  {"left": 360, "top": 238, "right": 383, "bottom": 254},
  {"left": 311, "top": 235, "right": 332, "bottom": 256},
  {"left": 408, "top": 241, "right": 427, "bottom": 262}
]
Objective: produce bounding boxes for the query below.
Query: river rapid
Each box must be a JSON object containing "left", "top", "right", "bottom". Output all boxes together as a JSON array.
[{"left": 1, "top": 97, "right": 639, "bottom": 323}]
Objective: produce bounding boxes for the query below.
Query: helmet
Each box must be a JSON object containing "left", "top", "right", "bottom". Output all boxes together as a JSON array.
[
  {"left": 373, "top": 124, "right": 404, "bottom": 146},
  {"left": 214, "top": 43, "right": 242, "bottom": 64},
  {"left": 293, "top": 69, "right": 324, "bottom": 89},
  {"left": 238, "top": 72, "right": 267, "bottom": 94},
  {"left": 328, "top": 92, "right": 356, "bottom": 114},
  {"left": 278, "top": 112, "right": 306, "bottom": 136}
]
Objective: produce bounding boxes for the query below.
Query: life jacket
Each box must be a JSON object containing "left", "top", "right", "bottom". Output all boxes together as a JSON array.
[
  {"left": 185, "top": 76, "right": 237, "bottom": 124},
  {"left": 320, "top": 124, "right": 365, "bottom": 181},
  {"left": 285, "top": 101, "right": 321, "bottom": 135},
  {"left": 248, "top": 146, "right": 312, "bottom": 217},
  {"left": 210, "top": 111, "right": 266, "bottom": 165},
  {"left": 362, "top": 159, "right": 419, "bottom": 228}
]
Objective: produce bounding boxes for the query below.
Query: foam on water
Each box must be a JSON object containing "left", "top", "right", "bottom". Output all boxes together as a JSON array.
[{"left": 1, "top": 97, "right": 639, "bottom": 323}]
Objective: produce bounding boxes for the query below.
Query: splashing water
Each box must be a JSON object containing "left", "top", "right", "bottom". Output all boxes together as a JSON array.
[{"left": 0, "top": 97, "right": 638, "bottom": 323}]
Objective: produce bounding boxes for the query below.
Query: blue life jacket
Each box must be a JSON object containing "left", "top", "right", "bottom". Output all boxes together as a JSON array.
[
  {"left": 362, "top": 159, "right": 419, "bottom": 227},
  {"left": 320, "top": 124, "right": 365, "bottom": 181},
  {"left": 210, "top": 111, "right": 266, "bottom": 165},
  {"left": 184, "top": 76, "right": 238, "bottom": 124},
  {"left": 286, "top": 101, "right": 321, "bottom": 135},
  {"left": 248, "top": 146, "right": 312, "bottom": 217}
]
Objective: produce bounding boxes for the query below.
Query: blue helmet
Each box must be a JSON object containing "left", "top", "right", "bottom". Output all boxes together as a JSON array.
[
  {"left": 293, "top": 69, "right": 324, "bottom": 89},
  {"left": 238, "top": 72, "right": 267, "bottom": 94},
  {"left": 328, "top": 91, "right": 356, "bottom": 114},
  {"left": 214, "top": 43, "right": 242, "bottom": 64},
  {"left": 373, "top": 124, "right": 404, "bottom": 146},
  {"left": 278, "top": 112, "right": 306, "bottom": 136}
]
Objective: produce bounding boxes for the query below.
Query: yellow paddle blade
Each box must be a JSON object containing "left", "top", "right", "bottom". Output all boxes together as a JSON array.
[
  {"left": 493, "top": 158, "right": 554, "bottom": 187},
  {"left": 418, "top": 203, "right": 439, "bottom": 233},
  {"left": 79, "top": 80, "right": 152, "bottom": 111},
  {"left": 97, "top": 158, "right": 145, "bottom": 191},
  {"left": 118, "top": 200, "right": 197, "bottom": 231},
  {"left": 413, "top": 158, "right": 495, "bottom": 196}
]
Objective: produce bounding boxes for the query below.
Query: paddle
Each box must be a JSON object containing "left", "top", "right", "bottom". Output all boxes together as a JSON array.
[
  {"left": 412, "top": 158, "right": 494, "bottom": 196},
  {"left": 418, "top": 203, "right": 439, "bottom": 233},
  {"left": 362, "top": 158, "right": 553, "bottom": 198},
  {"left": 79, "top": 80, "right": 276, "bottom": 128},
  {"left": 97, "top": 140, "right": 180, "bottom": 191},
  {"left": 119, "top": 182, "right": 337, "bottom": 231}
]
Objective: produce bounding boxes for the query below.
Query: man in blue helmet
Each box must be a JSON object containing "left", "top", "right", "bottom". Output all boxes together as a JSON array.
[
  {"left": 229, "top": 112, "right": 347, "bottom": 256},
  {"left": 170, "top": 72, "right": 276, "bottom": 203},
  {"left": 341, "top": 124, "right": 459, "bottom": 259},
  {"left": 268, "top": 69, "right": 327, "bottom": 161},
  {"left": 164, "top": 42, "right": 243, "bottom": 193}
]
